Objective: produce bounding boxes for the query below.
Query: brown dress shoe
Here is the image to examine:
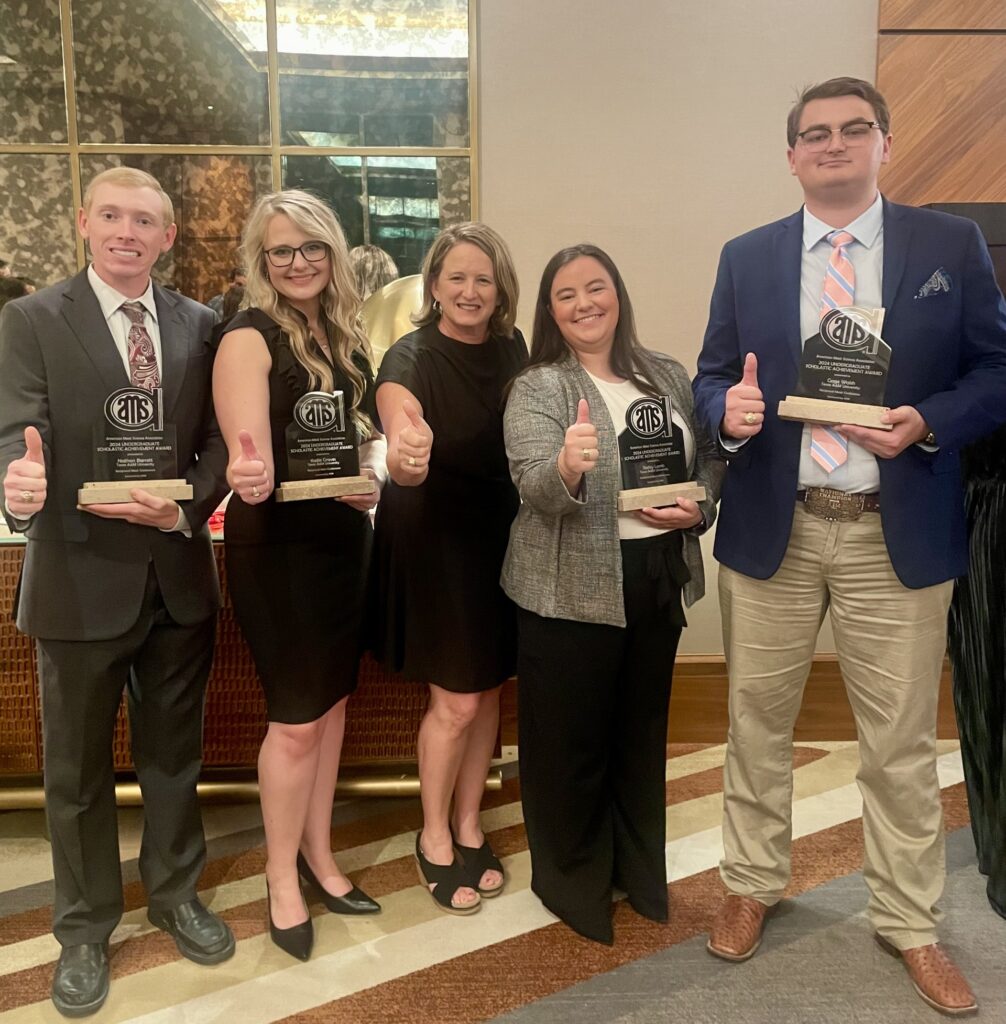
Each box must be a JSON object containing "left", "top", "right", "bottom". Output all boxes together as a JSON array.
[
  {"left": 707, "top": 894, "right": 775, "bottom": 962},
  {"left": 876, "top": 936, "right": 978, "bottom": 1017}
]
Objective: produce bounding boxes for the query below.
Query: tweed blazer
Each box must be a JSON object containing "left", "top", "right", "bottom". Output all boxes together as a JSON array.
[{"left": 502, "top": 350, "right": 724, "bottom": 627}]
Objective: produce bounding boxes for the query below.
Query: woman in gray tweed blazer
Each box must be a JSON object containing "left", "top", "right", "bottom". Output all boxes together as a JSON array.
[{"left": 502, "top": 244, "right": 724, "bottom": 944}]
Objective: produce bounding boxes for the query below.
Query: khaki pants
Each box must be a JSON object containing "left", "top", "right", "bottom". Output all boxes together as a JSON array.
[{"left": 719, "top": 503, "right": 952, "bottom": 949}]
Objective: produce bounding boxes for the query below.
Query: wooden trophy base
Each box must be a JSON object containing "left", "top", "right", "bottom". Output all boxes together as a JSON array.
[
  {"left": 617, "top": 481, "right": 706, "bottom": 513},
  {"left": 77, "top": 479, "right": 193, "bottom": 505},
  {"left": 777, "top": 396, "right": 892, "bottom": 431},
  {"left": 274, "top": 475, "right": 375, "bottom": 503}
]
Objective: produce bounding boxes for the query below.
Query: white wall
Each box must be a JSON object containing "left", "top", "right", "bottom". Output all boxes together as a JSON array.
[{"left": 478, "top": 0, "right": 879, "bottom": 654}]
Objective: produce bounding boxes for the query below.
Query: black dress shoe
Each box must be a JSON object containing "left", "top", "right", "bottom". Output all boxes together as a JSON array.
[
  {"left": 297, "top": 851, "right": 381, "bottom": 915},
  {"left": 267, "top": 881, "right": 313, "bottom": 961},
  {"left": 147, "top": 898, "right": 236, "bottom": 965},
  {"left": 51, "top": 943, "right": 109, "bottom": 1018}
]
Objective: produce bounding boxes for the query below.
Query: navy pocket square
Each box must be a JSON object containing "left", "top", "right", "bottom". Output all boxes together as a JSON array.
[{"left": 914, "top": 268, "right": 952, "bottom": 299}]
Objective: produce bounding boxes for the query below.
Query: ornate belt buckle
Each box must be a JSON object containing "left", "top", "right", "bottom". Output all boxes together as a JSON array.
[{"left": 804, "top": 487, "right": 864, "bottom": 522}]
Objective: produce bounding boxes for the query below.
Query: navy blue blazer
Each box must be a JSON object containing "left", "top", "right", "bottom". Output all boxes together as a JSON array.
[{"left": 693, "top": 198, "right": 1006, "bottom": 589}]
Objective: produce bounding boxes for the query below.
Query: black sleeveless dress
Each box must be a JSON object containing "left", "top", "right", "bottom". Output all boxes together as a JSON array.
[
  {"left": 369, "top": 322, "right": 526, "bottom": 693},
  {"left": 216, "top": 308, "right": 377, "bottom": 724}
]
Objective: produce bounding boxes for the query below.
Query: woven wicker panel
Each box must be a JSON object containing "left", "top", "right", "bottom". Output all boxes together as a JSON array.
[
  {"left": 0, "top": 546, "right": 42, "bottom": 772},
  {"left": 1, "top": 542, "right": 430, "bottom": 774}
]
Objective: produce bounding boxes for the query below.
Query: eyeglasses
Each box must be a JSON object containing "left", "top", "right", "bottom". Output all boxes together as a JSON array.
[
  {"left": 264, "top": 241, "right": 329, "bottom": 267},
  {"left": 794, "top": 121, "right": 882, "bottom": 152}
]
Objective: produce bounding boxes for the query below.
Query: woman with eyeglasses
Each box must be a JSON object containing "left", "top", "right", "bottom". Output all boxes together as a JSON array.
[
  {"left": 502, "top": 243, "right": 723, "bottom": 944},
  {"left": 369, "top": 223, "right": 525, "bottom": 915},
  {"left": 212, "top": 190, "right": 384, "bottom": 961}
]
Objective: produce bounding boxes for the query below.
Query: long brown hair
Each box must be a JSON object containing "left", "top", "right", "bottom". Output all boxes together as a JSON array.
[{"left": 519, "top": 243, "right": 659, "bottom": 396}]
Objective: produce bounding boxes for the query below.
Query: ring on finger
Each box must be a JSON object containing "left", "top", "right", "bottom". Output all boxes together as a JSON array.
[
  {"left": 582, "top": 448, "right": 593, "bottom": 461},
  {"left": 251, "top": 486, "right": 261, "bottom": 498},
  {"left": 20, "top": 489, "right": 34, "bottom": 502},
  {"left": 407, "top": 455, "right": 417, "bottom": 467},
  {"left": 744, "top": 412, "right": 757, "bottom": 425}
]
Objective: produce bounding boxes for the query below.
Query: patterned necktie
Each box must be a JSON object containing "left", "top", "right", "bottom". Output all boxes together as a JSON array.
[
  {"left": 810, "top": 230, "right": 855, "bottom": 473},
  {"left": 120, "top": 301, "right": 160, "bottom": 392}
]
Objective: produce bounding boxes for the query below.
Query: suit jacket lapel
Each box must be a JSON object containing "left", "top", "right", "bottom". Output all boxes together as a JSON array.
[
  {"left": 773, "top": 210, "right": 804, "bottom": 369},
  {"left": 61, "top": 270, "right": 130, "bottom": 393},
  {"left": 154, "top": 284, "right": 188, "bottom": 420},
  {"left": 882, "top": 197, "right": 911, "bottom": 312}
]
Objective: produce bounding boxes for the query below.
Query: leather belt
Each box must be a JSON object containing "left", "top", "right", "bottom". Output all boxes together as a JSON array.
[{"left": 796, "top": 488, "right": 880, "bottom": 522}]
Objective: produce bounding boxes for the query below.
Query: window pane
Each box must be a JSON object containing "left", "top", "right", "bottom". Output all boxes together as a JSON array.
[
  {"left": 80, "top": 155, "right": 273, "bottom": 304},
  {"left": 277, "top": 0, "right": 469, "bottom": 149},
  {"left": 72, "top": 0, "right": 269, "bottom": 145},
  {"left": 0, "top": 0, "right": 67, "bottom": 144},
  {"left": 282, "top": 154, "right": 469, "bottom": 277},
  {"left": 0, "top": 156, "right": 76, "bottom": 287}
]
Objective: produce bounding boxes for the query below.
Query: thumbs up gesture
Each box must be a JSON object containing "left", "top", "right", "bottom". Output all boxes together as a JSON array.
[
  {"left": 228, "top": 429, "right": 271, "bottom": 504},
  {"left": 722, "top": 352, "right": 765, "bottom": 439},
  {"left": 558, "top": 399, "right": 599, "bottom": 489},
  {"left": 4, "top": 426, "right": 47, "bottom": 519},
  {"left": 398, "top": 399, "right": 433, "bottom": 478}
]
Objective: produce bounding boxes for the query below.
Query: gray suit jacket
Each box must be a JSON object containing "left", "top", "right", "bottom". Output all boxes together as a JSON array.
[
  {"left": 502, "top": 350, "right": 724, "bottom": 627},
  {"left": 0, "top": 270, "right": 229, "bottom": 641}
]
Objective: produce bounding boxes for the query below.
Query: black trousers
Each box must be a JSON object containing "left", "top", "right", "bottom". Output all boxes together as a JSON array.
[
  {"left": 37, "top": 565, "right": 216, "bottom": 945},
  {"left": 517, "top": 532, "right": 685, "bottom": 944}
]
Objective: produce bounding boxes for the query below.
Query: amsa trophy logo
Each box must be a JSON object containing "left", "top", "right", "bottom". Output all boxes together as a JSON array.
[
  {"left": 626, "top": 396, "right": 674, "bottom": 439},
  {"left": 293, "top": 391, "right": 345, "bottom": 434},
  {"left": 103, "top": 387, "right": 163, "bottom": 432},
  {"left": 820, "top": 306, "right": 883, "bottom": 356}
]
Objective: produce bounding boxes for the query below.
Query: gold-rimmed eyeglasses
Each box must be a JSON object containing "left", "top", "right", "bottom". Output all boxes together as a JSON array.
[{"left": 794, "top": 121, "right": 882, "bottom": 152}]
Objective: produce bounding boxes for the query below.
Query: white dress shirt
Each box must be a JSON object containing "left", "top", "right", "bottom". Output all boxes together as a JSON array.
[{"left": 87, "top": 264, "right": 164, "bottom": 376}]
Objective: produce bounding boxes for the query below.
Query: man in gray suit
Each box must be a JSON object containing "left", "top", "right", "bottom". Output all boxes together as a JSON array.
[{"left": 0, "top": 168, "right": 232, "bottom": 1017}]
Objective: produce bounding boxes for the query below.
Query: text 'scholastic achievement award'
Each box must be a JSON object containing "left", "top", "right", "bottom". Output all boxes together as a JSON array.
[
  {"left": 275, "top": 390, "right": 374, "bottom": 503},
  {"left": 615, "top": 395, "right": 705, "bottom": 513},
  {"left": 78, "top": 387, "right": 193, "bottom": 505},
  {"left": 778, "top": 306, "right": 893, "bottom": 431}
]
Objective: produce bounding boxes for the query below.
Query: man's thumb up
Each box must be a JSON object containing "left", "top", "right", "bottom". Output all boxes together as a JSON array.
[{"left": 24, "top": 426, "right": 44, "bottom": 464}]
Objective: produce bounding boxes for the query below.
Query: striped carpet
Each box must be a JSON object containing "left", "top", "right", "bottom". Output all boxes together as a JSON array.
[{"left": 0, "top": 740, "right": 993, "bottom": 1023}]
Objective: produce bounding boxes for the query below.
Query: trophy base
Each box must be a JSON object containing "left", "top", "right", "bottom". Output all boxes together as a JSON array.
[
  {"left": 77, "top": 479, "right": 193, "bottom": 505},
  {"left": 777, "top": 396, "right": 893, "bottom": 431},
  {"left": 617, "top": 481, "right": 706, "bottom": 513},
  {"left": 274, "top": 476, "right": 375, "bottom": 503}
]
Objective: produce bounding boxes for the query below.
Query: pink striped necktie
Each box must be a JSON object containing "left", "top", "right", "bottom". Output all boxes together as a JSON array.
[
  {"left": 120, "top": 301, "right": 161, "bottom": 392},
  {"left": 810, "top": 229, "right": 855, "bottom": 473}
]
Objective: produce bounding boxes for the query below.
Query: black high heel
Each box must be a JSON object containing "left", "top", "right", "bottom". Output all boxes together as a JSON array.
[
  {"left": 267, "top": 880, "right": 313, "bottom": 961},
  {"left": 297, "top": 852, "right": 381, "bottom": 915}
]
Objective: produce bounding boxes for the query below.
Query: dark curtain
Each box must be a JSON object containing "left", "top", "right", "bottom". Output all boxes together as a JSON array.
[{"left": 948, "top": 424, "right": 1006, "bottom": 918}]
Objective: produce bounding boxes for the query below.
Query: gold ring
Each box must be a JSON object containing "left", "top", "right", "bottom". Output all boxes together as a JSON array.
[
  {"left": 744, "top": 412, "right": 757, "bottom": 425},
  {"left": 582, "top": 448, "right": 592, "bottom": 460},
  {"left": 408, "top": 456, "right": 416, "bottom": 467},
  {"left": 251, "top": 486, "right": 261, "bottom": 498},
  {"left": 20, "top": 490, "right": 33, "bottom": 502}
]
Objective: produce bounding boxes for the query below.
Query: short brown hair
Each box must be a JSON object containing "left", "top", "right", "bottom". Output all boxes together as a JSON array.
[
  {"left": 786, "top": 77, "right": 891, "bottom": 147},
  {"left": 83, "top": 167, "right": 175, "bottom": 226}
]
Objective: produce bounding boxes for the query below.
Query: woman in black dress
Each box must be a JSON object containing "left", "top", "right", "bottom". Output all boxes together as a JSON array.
[
  {"left": 371, "top": 223, "right": 525, "bottom": 914},
  {"left": 212, "top": 190, "right": 383, "bottom": 960}
]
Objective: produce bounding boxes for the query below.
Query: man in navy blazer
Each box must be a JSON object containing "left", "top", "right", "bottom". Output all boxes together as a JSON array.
[
  {"left": 0, "top": 168, "right": 233, "bottom": 1017},
  {"left": 693, "top": 77, "right": 1006, "bottom": 1015}
]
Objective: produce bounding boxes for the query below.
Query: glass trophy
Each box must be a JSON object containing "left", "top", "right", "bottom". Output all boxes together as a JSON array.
[
  {"left": 616, "top": 395, "right": 705, "bottom": 512},
  {"left": 274, "top": 390, "right": 375, "bottom": 503},
  {"left": 778, "top": 306, "right": 893, "bottom": 431},
  {"left": 77, "top": 386, "right": 192, "bottom": 504}
]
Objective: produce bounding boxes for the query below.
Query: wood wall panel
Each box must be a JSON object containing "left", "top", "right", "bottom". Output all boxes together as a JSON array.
[
  {"left": 880, "top": 0, "right": 1006, "bottom": 31},
  {"left": 877, "top": 34, "right": 1006, "bottom": 204}
]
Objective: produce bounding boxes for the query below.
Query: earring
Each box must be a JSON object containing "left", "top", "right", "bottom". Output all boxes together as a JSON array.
[{"left": 433, "top": 299, "right": 442, "bottom": 314}]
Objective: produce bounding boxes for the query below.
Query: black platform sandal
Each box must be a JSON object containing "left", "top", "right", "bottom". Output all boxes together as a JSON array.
[
  {"left": 454, "top": 835, "right": 505, "bottom": 897},
  {"left": 414, "top": 834, "right": 482, "bottom": 915}
]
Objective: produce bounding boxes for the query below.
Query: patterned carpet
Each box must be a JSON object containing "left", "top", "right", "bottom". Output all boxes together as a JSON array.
[{"left": 1, "top": 741, "right": 999, "bottom": 1023}]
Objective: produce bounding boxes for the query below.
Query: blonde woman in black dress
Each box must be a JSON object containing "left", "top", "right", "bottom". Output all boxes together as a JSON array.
[{"left": 213, "top": 191, "right": 384, "bottom": 960}]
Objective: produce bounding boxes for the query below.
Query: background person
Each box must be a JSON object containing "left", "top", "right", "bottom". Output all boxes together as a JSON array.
[
  {"left": 369, "top": 223, "right": 525, "bottom": 915},
  {"left": 503, "top": 243, "right": 722, "bottom": 944},
  {"left": 349, "top": 244, "right": 399, "bottom": 301},
  {"left": 0, "top": 167, "right": 232, "bottom": 1017},
  {"left": 212, "top": 190, "right": 384, "bottom": 961}
]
